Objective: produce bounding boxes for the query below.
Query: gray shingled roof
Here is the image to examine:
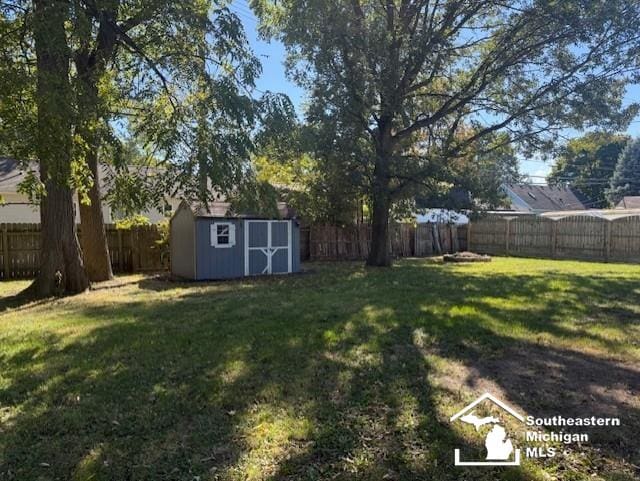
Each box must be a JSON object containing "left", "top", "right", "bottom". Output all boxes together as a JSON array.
[
  {"left": 616, "top": 196, "right": 640, "bottom": 209},
  {"left": 0, "top": 157, "right": 122, "bottom": 194},
  {"left": 0, "top": 157, "right": 165, "bottom": 197},
  {"left": 506, "top": 184, "right": 590, "bottom": 211},
  {"left": 184, "top": 200, "right": 296, "bottom": 219},
  {"left": 0, "top": 157, "right": 30, "bottom": 190}
]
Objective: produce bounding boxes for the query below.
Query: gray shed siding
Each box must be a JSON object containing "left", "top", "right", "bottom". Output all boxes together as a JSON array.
[
  {"left": 195, "top": 218, "right": 245, "bottom": 280},
  {"left": 170, "top": 206, "right": 196, "bottom": 279}
]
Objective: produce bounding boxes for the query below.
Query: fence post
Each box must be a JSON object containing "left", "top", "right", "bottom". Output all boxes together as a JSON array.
[
  {"left": 451, "top": 224, "right": 459, "bottom": 253},
  {"left": 117, "top": 229, "right": 124, "bottom": 272},
  {"left": 466, "top": 222, "right": 471, "bottom": 252},
  {"left": 551, "top": 221, "right": 558, "bottom": 258},
  {"left": 505, "top": 219, "right": 510, "bottom": 255},
  {"left": 432, "top": 223, "right": 442, "bottom": 254},
  {"left": 2, "top": 224, "right": 9, "bottom": 279},
  {"left": 131, "top": 229, "right": 139, "bottom": 272},
  {"left": 604, "top": 221, "right": 611, "bottom": 262}
]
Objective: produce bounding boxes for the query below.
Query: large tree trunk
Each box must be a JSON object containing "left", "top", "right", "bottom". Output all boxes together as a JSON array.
[
  {"left": 366, "top": 137, "right": 393, "bottom": 267},
  {"left": 367, "top": 189, "right": 391, "bottom": 266},
  {"left": 28, "top": 0, "right": 89, "bottom": 297},
  {"left": 31, "top": 179, "right": 90, "bottom": 296},
  {"left": 74, "top": 19, "right": 117, "bottom": 282},
  {"left": 78, "top": 149, "right": 113, "bottom": 281},
  {"left": 76, "top": 66, "right": 113, "bottom": 281}
]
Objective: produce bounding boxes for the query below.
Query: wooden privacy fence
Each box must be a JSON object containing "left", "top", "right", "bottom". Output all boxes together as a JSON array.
[
  {"left": 305, "top": 223, "right": 467, "bottom": 261},
  {"left": 2, "top": 221, "right": 470, "bottom": 279},
  {"left": 469, "top": 214, "right": 640, "bottom": 263},
  {"left": 414, "top": 223, "right": 467, "bottom": 256},
  {"left": 0, "top": 223, "right": 166, "bottom": 280}
]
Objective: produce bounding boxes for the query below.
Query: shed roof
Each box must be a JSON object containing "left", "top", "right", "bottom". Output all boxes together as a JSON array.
[{"left": 181, "top": 200, "right": 296, "bottom": 220}]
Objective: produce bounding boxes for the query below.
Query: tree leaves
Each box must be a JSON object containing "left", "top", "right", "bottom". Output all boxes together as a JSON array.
[
  {"left": 2, "top": 0, "right": 292, "bottom": 216},
  {"left": 254, "top": 0, "right": 640, "bottom": 207},
  {"left": 606, "top": 137, "right": 640, "bottom": 205},
  {"left": 548, "top": 132, "right": 629, "bottom": 208}
]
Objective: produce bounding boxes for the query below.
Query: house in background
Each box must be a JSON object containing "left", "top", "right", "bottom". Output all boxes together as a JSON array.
[
  {"left": 414, "top": 186, "right": 471, "bottom": 225},
  {"left": 615, "top": 196, "right": 640, "bottom": 209},
  {"left": 0, "top": 157, "right": 182, "bottom": 223},
  {"left": 501, "top": 184, "right": 590, "bottom": 213},
  {"left": 415, "top": 209, "right": 469, "bottom": 225}
]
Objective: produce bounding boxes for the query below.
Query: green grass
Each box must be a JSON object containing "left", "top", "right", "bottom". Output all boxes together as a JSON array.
[
  {"left": 1, "top": 258, "right": 639, "bottom": 481},
  {"left": 0, "top": 279, "right": 29, "bottom": 298}
]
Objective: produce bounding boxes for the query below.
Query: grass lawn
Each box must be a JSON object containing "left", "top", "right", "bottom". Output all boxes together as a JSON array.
[
  {"left": 0, "top": 258, "right": 639, "bottom": 481},
  {"left": 0, "top": 279, "right": 29, "bottom": 298}
]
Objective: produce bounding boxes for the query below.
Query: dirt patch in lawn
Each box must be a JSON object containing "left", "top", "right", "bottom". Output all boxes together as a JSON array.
[
  {"left": 430, "top": 341, "right": 640, "bottom": 478},
  {"left": 443, "top": 251, "right": 492, "bottom": 263},
  {"left": 436, "top": 344, "right": 640, "bottom": 415}
]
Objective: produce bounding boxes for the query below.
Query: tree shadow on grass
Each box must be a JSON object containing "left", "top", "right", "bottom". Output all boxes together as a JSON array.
[
  {"left": 0, "top": 291, "right": 52, "bottom": 313},
  {"left": 263, "top": 324, "right": 639, "bottom": 481},
  {"left": 0, "top": 260, "right": 639, "bottom": 480}
]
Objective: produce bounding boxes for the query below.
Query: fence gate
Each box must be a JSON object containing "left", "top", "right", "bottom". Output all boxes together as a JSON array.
[{"left": 244, "top": 220, "right": 292, "bottom": 276}]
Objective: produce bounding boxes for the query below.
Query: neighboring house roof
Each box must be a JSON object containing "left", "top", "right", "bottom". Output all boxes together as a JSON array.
[
  {"left": 503, "top": 184, "right": 590, "bottom": 212},
  {"left": 0, "top": 157, "right": 28, "bottom": 191},
  {"left": 615, "top": 196, "right": 640, "bottom": 209},
  {"left": 0, "top": 157, "right": 163, "bottom": 197}
]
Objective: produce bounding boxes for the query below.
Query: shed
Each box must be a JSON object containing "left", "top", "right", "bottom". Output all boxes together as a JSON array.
[{"left": 170, "top": 200, "right": 301, "bottom": 280}]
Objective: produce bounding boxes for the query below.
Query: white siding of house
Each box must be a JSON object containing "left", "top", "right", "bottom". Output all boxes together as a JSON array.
[
  {"left": 0, "top": 191, "right": 180, "bottom": 223},
  {"left": 0, "top": 193, "right": 41, "bottom": 222}
]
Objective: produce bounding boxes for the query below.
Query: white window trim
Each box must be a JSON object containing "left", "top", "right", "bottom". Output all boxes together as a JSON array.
[{"left": 211, "top": 222, "right": 236, "bottom": 248}]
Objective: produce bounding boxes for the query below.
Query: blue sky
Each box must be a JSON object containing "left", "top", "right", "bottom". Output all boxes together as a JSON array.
[
  {"left": 230, "top": 2, "right": 305, "bottom": 108},
  {"left": 231, "top": 1, "right": 640, "bottom": 181}
]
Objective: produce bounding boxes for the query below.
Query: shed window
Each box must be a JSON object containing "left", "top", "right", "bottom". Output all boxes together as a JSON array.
[{"left": 211, "top": 222, "right": 235, "bottom": 248}]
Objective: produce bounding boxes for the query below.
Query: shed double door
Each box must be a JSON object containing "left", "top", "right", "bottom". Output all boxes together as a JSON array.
[{"left": 244, "top": 220, "right": 292, "bottom": 276}]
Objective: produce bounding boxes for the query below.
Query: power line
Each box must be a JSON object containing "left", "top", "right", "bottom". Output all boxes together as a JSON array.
[
  {"left": 229, "top": 0, "right": 256, "bottom": 22},
  {"left": 235, "top": 0, "right": 254, "bottom": 10},
  {"left": 232, "top": 2, "right": 254, "bottom": 16},
  {"left": 228, "top": 7, "right": 257, "bottom": 23}
]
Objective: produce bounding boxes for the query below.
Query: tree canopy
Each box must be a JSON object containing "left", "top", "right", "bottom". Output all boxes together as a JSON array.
[
  {"left": 253, "top": 124, "right": 367, "bottom": 224},
  {"left": 606, "top": 137, "right": 640, "bottom": 205},
  {"left": 253, "top": 0, "right": 640, "bottom": 265},
  {"left": 0, "top": 0, "right": 291, "bottom": 295},
  {"left": 1, "top": 0, "right": 293, "bottom": 210},
  {"left": 548, "top": 132, "right": 629, "bottom": 208}
]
